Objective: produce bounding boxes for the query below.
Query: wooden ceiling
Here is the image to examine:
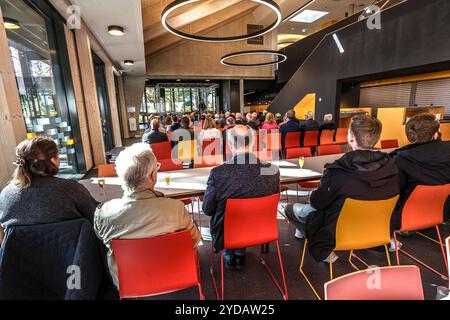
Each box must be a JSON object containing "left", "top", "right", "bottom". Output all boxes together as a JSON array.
[{"left": 142, "top": 0, "right": 262, "bottom": 58}]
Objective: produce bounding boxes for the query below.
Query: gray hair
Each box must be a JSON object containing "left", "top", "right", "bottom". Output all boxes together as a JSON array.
[
  {"left": 324, "top": 114, "right": 333, "bottom": 123},
  {"left": 115, "top": 143, "right": 158, "bottom": 194}
]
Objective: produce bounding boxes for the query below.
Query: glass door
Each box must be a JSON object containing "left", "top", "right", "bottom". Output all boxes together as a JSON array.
[{"left": 92, "top": 52, "right": 114, "bottom": 151}]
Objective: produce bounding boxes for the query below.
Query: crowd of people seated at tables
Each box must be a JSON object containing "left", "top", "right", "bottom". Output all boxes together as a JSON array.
[{"left": 0, "top": 109, "right": 448, "bottom": 299}]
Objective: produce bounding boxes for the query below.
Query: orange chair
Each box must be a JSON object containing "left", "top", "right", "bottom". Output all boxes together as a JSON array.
[
  {"left": 284, "top": 132, "right": 301, "bottom": 150},
  {"left": 381, "top": 139, "right": 399, "bottom": 149},
  {"left": 300, "top": 196, "right": 399, "bottom": 299},
  {"left": 320, "top": 130, "right": 335, "bottom": 145},
  {"left": 334, "top": 128, "right": 348, "bottom": 145},
  {"left": 210, "top": 194, "right": 288, "bottom": 300},
  {"left": 111, "top": 230, "right": 204, "bottom": 300},
  {"left": 393, "top": 184, "right": 450, "bottom": 280},
  {"left": 285, "top": 147, "right": 312, "bottom": 159},
  {"left": 324, "top": 266, "right": 424, "bottom": 300},
  {"left": 264, "top": 132, "right": 281, "bottom": 152},
  {"left": 303, "top": 131, "right": 319, "bottom": 148},
  {"left": 167, "top": 131, "right": 173, "bottom": 141},
  {"left": 317, "top": 145, "right": 342, "bottom": 156},
  {"left": 151, "top": 141, "right": 173, "bottom": 160},
  {"left": 98, "top": 164, "right": 117, "bottom": 178}
]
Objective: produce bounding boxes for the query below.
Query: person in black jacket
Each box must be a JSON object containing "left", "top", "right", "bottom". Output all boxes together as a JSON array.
[
  {"left": 300, "top": 111, "right": 320, "bottom": 132},
  {"left": 285, "top": 115, "right": 399, "bottom": 263},
  {"left": 203, "top": 125, "right": 280, "bottom": 270},
  {"left": 390, "top": 113, "right": 450, "bottom": 231},
  {"left": 320, "top": 114, "right": 336, "bottom": 131},
  {"left": 142, "top": 119, "right": 169, "bottom": 145}
]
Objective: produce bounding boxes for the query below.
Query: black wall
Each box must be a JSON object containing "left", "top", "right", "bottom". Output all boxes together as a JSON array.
[{"left": 270, "top": 0, "right": 450, "bottom": 124}]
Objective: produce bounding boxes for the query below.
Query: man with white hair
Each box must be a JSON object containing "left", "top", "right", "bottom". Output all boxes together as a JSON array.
[
  {"left": 94, "top": 143, "right": 201, "bottom": 288},
  {"left": 320, "top": 113, "right": 336, "bottom": 131}
]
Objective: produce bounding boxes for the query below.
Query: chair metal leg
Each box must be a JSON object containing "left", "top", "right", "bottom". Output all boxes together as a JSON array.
[
  {"left": 259, "top": 240, "right": 289, "bottom": 300},
  {"left": 436, "top": 226, "right": 448, "bottom": 272},
  {"left": 298, "top": 240, "right": 321, "bottom": 300},
  {"left": 221, "top": 251, "right": 224, "bottom": 300},
  {"left": 329, "top": 255, "right": 333, "bottom": 280},
  {"left": 348, "top": 250, "right": 360, "bottom": 271},
  {"left": 195, "top": 250, "right": 205, "bottom": 300},
  {"left": 210, "top": 245, "right": 221, "bottom": 300},
  {"left": 384, "top": 245, "right": 392, "bottom": 267}
]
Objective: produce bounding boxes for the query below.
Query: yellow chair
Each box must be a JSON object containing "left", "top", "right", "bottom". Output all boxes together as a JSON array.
[
  {"left": 299, "top": 195, "right": 399, "bottom": 300},
  {"left": 176, "top": 140, "right": 197, "bottom": 162}
]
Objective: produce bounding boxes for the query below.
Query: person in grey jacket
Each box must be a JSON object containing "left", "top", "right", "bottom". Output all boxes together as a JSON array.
[{"left": 0, "top": 136, "right": 98, "bottom": 239}]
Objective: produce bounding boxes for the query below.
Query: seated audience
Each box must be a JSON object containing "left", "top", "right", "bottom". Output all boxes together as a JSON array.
[
  {"left": 142, "top": 119, "right": 169, "bottom": 145},
  {"left": 222, "top": 116, "right": 236, "bottom": 157},
  {"left": 235, "top": 113, "right": 246, "bottom": 125},
  {"left": 198, "top": 116, "right": 222, "bottom": 142},
  {"left": 300, "top": 111, "right": 320, "bottom": 132},
  {"left": 261, "top": 112, "right": 279, "bottom": 130},
  {"left": 285, "top": 115, "right": 400, "bottom": 263},
  {"left": 203, "top": 125, "right": 280, "bottom": 270},
  {"left": 94, "top": 143, "right": 200, "bottom": 288},
  {"left": 0, "top": 136, "right": 98, "bottom": 232},
  {"left": 279, "top": 110, "right": 301, "bottom": 149},
  {"left": 390, "top": 113, "right": 450, "bottom": 230},
  {"left": 247, "top": 113, "right": 260, "bottom": 131},
  {"left": 167, "top": 115, "right": 181, "bottom": 132},
  {"left": 275, "top": 113, "right": 283, "bottom": 125},
  {"left": 320, "top": 114, "right": 336, "bottom": 131}
]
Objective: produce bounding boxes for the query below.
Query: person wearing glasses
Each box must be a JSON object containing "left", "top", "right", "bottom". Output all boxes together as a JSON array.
[{"left": 94, "top": 143, "right": 200, "bottom": 289}]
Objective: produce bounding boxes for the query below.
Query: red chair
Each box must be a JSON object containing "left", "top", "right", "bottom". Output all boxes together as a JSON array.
[
  {"left": 151, "top": 141, "right": 173, "bottom": 160},
  {"left": 284, "top": 132, "right": 301, "bottom": 150},
  {"left": 317, "top": 145, "right": 342, "bottom": 156},
  {"left": 265, "top": 132, "right": 281, "bottom": 152},
  {"left": 334, "top": 128, "right": 348, "bottom": 145},
  {"left": 256, "top": 150, "right": 273, "bottom": 161},
  {"left": 324, "top": 266, "right": 424, "bottom": 300},
  {"left": 320, "top": 130, "right": 335, "bottom": 145},
  {"left": 285, "top": 147, "right": 312, "bottom": 159},
  {"left": 303, "top": 131, "right": 319, "bottom": 148},
  {"left": 194, "top": 155, "right": 223, "bottom": 168},
  {"left": 381, "top": 139, "right": 399, "bottom": 149},
  {"left": 98, "top": 164, "right": 117, "bottom": 177},
  {"left": 393, "top": 184, "right": 450, "bottom": 280},
  {"left": 111, "top": 230, "right": 204, "bottom": 300},
  {"left": 202, "top": 139, "right": 222, "bottom": 157},
  {"left": 210, "top": 194, "right": 288, "bottom": 300}
]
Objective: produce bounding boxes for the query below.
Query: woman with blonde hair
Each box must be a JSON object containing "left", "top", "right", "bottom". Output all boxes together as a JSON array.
[
  {"left": 0, "top": 136, "right": 98, "bottom": 230},
  {"left": 261, "top": 112, "right": 279, "bottom": 130},
  {"left": 198, "top": 116, "right": 222, "bottom": 141}
]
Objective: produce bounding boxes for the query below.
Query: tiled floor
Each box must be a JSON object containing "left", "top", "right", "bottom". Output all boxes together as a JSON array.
[{"left": 143, "top": 189, "right": 449, "bottom": 301}]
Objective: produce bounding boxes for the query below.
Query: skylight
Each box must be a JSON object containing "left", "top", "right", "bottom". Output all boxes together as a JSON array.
[{"left": 289, "top": 9, "right": 329, "bottom": 23}]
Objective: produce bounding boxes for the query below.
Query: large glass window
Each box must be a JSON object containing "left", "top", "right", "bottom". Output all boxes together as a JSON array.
[{"left": 1, "top": 0, "right": 82, "bottom": 174}]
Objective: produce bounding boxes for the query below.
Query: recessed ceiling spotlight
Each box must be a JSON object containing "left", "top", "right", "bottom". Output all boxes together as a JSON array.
[
  {"left": 176, "top": 79, "right": 181, "bottom": 82},
  {"left": 3, "top": 17, "right": 20, "bottom": 30},
  {"left": 124, "top": 60, "right": 134, "bottom": 66},
  {"left": 205, "top": 79, "right": 210, "bottom": 82},
  {"left": 108, "top": 25, "right": 125, "bottom": 36}
]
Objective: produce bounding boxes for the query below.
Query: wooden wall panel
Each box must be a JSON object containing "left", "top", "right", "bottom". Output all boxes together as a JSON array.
[
  {"left": 0, "top": 8, "right": 27, "bottom": 187},
  {"left": 123, "top": 75, "right": 146, "bottom": 138},
  {"left": 75, "top": 27, "right": 107, "bottom": 166},
  {"left": 117, "top": 76, "right": 130, "bottom": 139},
  {"left": 104, "top": 64, "right": 122, "bottom": 148},
  {"left": 64, "top": 26, "right": 94, "bottom": 170}
]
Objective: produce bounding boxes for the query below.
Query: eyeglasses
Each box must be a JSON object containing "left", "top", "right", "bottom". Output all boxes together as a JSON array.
[{"left": 156, "top": 163, "right": 161, "bottom": 171}]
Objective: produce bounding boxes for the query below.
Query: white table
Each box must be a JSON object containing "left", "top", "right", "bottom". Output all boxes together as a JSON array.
[{"left": 80, "top": 161, "right": 322, "bottom": 202}]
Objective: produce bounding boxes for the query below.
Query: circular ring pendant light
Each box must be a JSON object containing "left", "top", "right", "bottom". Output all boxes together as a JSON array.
[
  {"left": 161, "top": 0, "right": 282, "bottom": 43},
  {"left": 221, "top": 50, "right": 287, "bottom": 67}
]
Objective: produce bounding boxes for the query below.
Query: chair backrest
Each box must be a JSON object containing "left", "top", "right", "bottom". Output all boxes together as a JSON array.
[
  {"left": 260, "top": 131, "right": 281, "bottom": 151},
  {"left": 151, "top": 141, "right": 173, "bottom": 160},
  {"left": 256, "top": 150, "right": 273, "bottom": 161},
  {"left": 194, "top": 155, "right": 223, "bottom": 168},
  {"left": 176, "top": 140, "right": 197, "bottom": 162},
  {"left": 320, "top": 130, "right": 335, "bottom": 145},
  {"left": 285, "top": 147, "right": 312, "bottom": 159},
  {"left": 447, "top": 236, "right": 450, "bottom": 287},
  {"left": 224, "top": 194, "right": 280, "bottom": 249},
  {"left": 334, "top": 128, "right": 348, "bottom": 145},
  {"left": 98, "top": 164, "right": 117, "bottom": 177},
  {"left": 318, "top": 145, "right": 341, "bottom": 156},
  {"left": 303, "top": 131, "right": 319, "bottom": 147},
  {"left": 381, "top": 139, "right": 399, "bottom": 149},
  {"left": 399, "top": 184, "right": 450, "bottom": 231},
  {"left": 111, "top": 230, "right": 199, "bottom": 299},
  {"left": 284, "top": 132, "right": 301, "bottom": 149},
  {"left": 158, "top": 158, "right": 183, "bottom": 172},
  {"left": 335, "top": 196, "right": 399, "bottom": 251},
  {"left": 325, "top": 266, "right": 424, "bottom": 300},
  {"left": 202, "top": 139, "right": 222, "bottom": 156}
]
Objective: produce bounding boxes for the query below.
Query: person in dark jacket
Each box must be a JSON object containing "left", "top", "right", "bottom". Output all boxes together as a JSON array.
[
  {"left": 285, "top": 115, "right": 399, "bottom": 262},
  {"left": 300, "top": 111, "right": 320, "bottom": 132},
  {"left": 203, "top": 125, "right": 280, "bottom": 270},
  {"left": 166, "top": 115, "right": 181, "bottom": 132},
  {"left": 0, "top": 136, "right": 99, "bottom": 233},
  {"left": 142, "top": 119, "right": 169, "bottom": 145},
  {"left": 279, "top": 110, "right": 300, "bottom": 149},
  {"left": 320, "top": 114, "right": 336, "bottom": 131},
  {"left": 390, "top": 113, "right": 450, "bottom": 231}
]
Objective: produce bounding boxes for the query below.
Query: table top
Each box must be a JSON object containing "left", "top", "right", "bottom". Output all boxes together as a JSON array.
[{"left": 80, "top": 160, "right": 323, "bottom": 202}]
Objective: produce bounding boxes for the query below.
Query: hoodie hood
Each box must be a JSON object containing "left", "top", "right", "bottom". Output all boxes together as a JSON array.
[{"left": 326, "top": 150, "right": 398, "bottom": 188}]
